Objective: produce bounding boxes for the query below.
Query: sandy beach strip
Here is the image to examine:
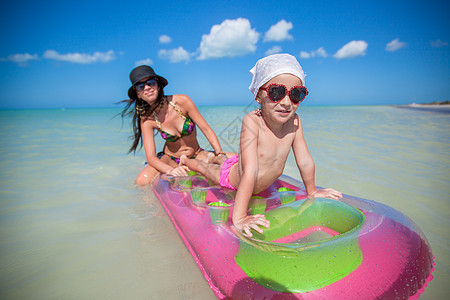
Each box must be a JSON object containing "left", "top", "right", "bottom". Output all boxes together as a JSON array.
[{"left": 394, "top": 103, "right": 450, "bottom": 113}]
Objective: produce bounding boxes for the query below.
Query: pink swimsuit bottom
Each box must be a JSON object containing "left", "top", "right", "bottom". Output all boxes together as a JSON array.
[{"left": 219, "top": 155, "right": 239, "bottom": 190}]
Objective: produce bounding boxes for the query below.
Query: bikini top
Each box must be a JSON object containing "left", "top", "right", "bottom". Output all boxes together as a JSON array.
[{"left": 154, "top": 101, "right": 196, "bottom": 142}]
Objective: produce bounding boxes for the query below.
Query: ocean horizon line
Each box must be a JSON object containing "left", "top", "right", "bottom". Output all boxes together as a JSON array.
[{"left": 2, "top": 103, "right": 444, "bottom": 111}]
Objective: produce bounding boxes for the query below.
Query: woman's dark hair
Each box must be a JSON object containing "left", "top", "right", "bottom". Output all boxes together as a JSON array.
[{"left": 119, "top": 80, "right": 166, "bottom": 153}]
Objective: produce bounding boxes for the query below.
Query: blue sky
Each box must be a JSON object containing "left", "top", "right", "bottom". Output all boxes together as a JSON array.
[{"left": 0, "top": 0, "right": 449, "bottom": 109}]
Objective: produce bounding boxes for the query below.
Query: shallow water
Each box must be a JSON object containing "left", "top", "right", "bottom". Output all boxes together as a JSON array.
[{"left": 0, "top": 105, "right": 448, "bottom": 299}]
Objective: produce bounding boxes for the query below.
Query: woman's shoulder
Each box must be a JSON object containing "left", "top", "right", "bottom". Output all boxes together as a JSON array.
[
  {"left": 140, "top": 112, "right": 158, "bottom": 128},
  {"left": 171, "top": 94, "right": 195, "bottom": 111},
  {"left": 171, "top": 94, "right": 192, "bottom": 104}
]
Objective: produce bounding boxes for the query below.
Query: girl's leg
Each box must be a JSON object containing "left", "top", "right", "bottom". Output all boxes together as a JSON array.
[
  {"left": 180, "top": 155, "right": 221, "bottom": 185},
  {"left": 207, "top": 153, "right": 228, "bottom": 165},
  {"left": 193, "top": 150, "right": 212, "bottom": 163},
  {"left": 195, "top": 150, "right": 237, "bottom": 165}
]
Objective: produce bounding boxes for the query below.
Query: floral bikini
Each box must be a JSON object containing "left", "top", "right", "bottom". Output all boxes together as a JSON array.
[
  {"left": 154, "top": 100, "right": 203, "bottom": 164},
  {"left": 154, "top": 101, "right": 195, "bottom": 142}
]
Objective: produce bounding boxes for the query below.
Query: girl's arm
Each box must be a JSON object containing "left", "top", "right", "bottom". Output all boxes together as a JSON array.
[
  {"left": 178, "top": 95, "right": 225, "bottom": 155},
  {"left": 291, "top": 115, "right": 316, "bottom": 195},
  {"left": 292, "top": 115, "right": 342, "bottom": 199},
  {"left": 141, "top": 118, "right": 188, "bottom": 176},
  {"left": 232, "top": 114, "right": 270, "bottom": 237}
]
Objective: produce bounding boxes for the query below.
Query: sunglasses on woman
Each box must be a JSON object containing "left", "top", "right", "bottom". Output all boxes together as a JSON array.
[
  {"left": 134, "top": 79, "right": 158, "bottom": 92},
  {"left": 259, "top": 84, "right": 308, "bottom": 104}
]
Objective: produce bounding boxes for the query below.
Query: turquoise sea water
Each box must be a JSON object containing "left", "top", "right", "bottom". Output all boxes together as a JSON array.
[{"left": 0, "top": 105, "right": 448, "bottom": 299}]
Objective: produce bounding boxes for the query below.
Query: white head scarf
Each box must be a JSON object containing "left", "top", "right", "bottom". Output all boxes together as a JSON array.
[{"left": 249, "top": 53, "right": 306, "bottom": 98}]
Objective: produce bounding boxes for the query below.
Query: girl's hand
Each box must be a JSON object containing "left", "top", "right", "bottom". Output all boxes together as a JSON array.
[
  {"left": 233, "top": 214, "right": 270, "bottom": 237},
  {"left": 167, "top": 165, "right": 190, "bottom": 177},
  {"left": 309, "top": 188, "right": 342, "bottom": 200}
]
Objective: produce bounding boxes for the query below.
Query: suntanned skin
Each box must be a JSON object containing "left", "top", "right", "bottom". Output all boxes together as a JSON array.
[
  {"left": 135, "top": 76, "right": 229, "bottom": 185},
  {"left": 181, "top": 74, "right": 342, "bottom": 236}
]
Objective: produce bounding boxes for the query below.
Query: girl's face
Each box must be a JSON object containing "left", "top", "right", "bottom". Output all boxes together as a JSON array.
[
  {"left": 257, "top": 73, "right": 303, "bottom": 124},
  {"left": 135, "top": 77, "right": 159, "bottom": 104}
]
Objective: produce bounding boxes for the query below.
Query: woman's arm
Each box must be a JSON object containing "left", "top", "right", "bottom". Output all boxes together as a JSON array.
[
  {"left": 232, "top": 114, "right": 270, "bottom": 237},
  {"left": 178, "top": 94, "right": 225, "bottom": 154},
  {"left": 141, "top": 118, "right": 188, "bottom": 176}
]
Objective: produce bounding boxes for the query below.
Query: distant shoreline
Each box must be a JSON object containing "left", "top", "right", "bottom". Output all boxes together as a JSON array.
[
  {"left": 394, "top": 101, "right": 450, "bottom": 113},
  {"left": 406, "top": 100, "right": 450, "bottom": 108}
]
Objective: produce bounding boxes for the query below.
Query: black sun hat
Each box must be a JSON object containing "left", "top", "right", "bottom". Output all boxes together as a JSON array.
[{"left": 128, "top": 65, "right": 168, "bottom": 98}]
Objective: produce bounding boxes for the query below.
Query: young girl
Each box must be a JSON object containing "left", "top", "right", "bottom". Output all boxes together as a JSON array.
[
  {"left": 180, "top": 54, "right": 342, "bottom": 236},
  {"left": 120, "top": 65, "right": 229, "bottom": 185}
]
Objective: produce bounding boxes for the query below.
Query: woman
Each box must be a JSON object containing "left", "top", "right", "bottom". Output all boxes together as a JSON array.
[{"left": 120, "top": 65, "right": 229, "bottom": 185}]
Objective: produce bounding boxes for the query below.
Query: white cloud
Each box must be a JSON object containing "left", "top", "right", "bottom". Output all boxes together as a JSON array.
[
  {"left": 0, "top": 53, "right": 39, "bottom": 65},
  {"left": 197, "top": 18, "right": 259, "bottom": 60},
  {"left": 385, "top": 38, "right": 406, "bottom": 52},
  {"left": 135, "top": 58, "right": 154, "bottom": 66},
  {"left": 299, "top": 47, "right": 328, "bottom": 59},
  {"left": 43, "top": 50, "right": 116, "bottom": 64},
  {"left": 333, "top": 41, "right": 368, "bottom": 59},
  {"left": 265, "top": 46, "right": 282, "bottom": 56},
  {"left": 311, "top": 47, "right": 328, "bottom": 58},
  {"left": 159, "top": 35, "right": 172, "bottom": 44},
  {"left": 158, "top": 47, "right": 190, "bottom": 63},
  {"left": 431, "top": 39, "right": 448, "bottom": 47},
  {"left": 299, "top": 51, "right": 311, "bottom": 59},
  {"left": 264, "top": 20, "right": 293, "bottom": 42}
]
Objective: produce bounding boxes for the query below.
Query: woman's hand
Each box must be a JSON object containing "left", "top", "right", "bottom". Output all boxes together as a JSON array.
[
  {"left": 309, "top": 188, "right": 342, "bottom": 200},
  {"left": 167, "top": 165, "right": 190, "bottom": 177},
  {"left": 233, "top": 214, "right": 270, "bottom": 237}
]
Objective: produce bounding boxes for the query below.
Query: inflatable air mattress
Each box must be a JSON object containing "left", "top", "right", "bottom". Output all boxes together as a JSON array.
[{"left": 151, "top": 173, "right": 434, "bottom": 299}]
